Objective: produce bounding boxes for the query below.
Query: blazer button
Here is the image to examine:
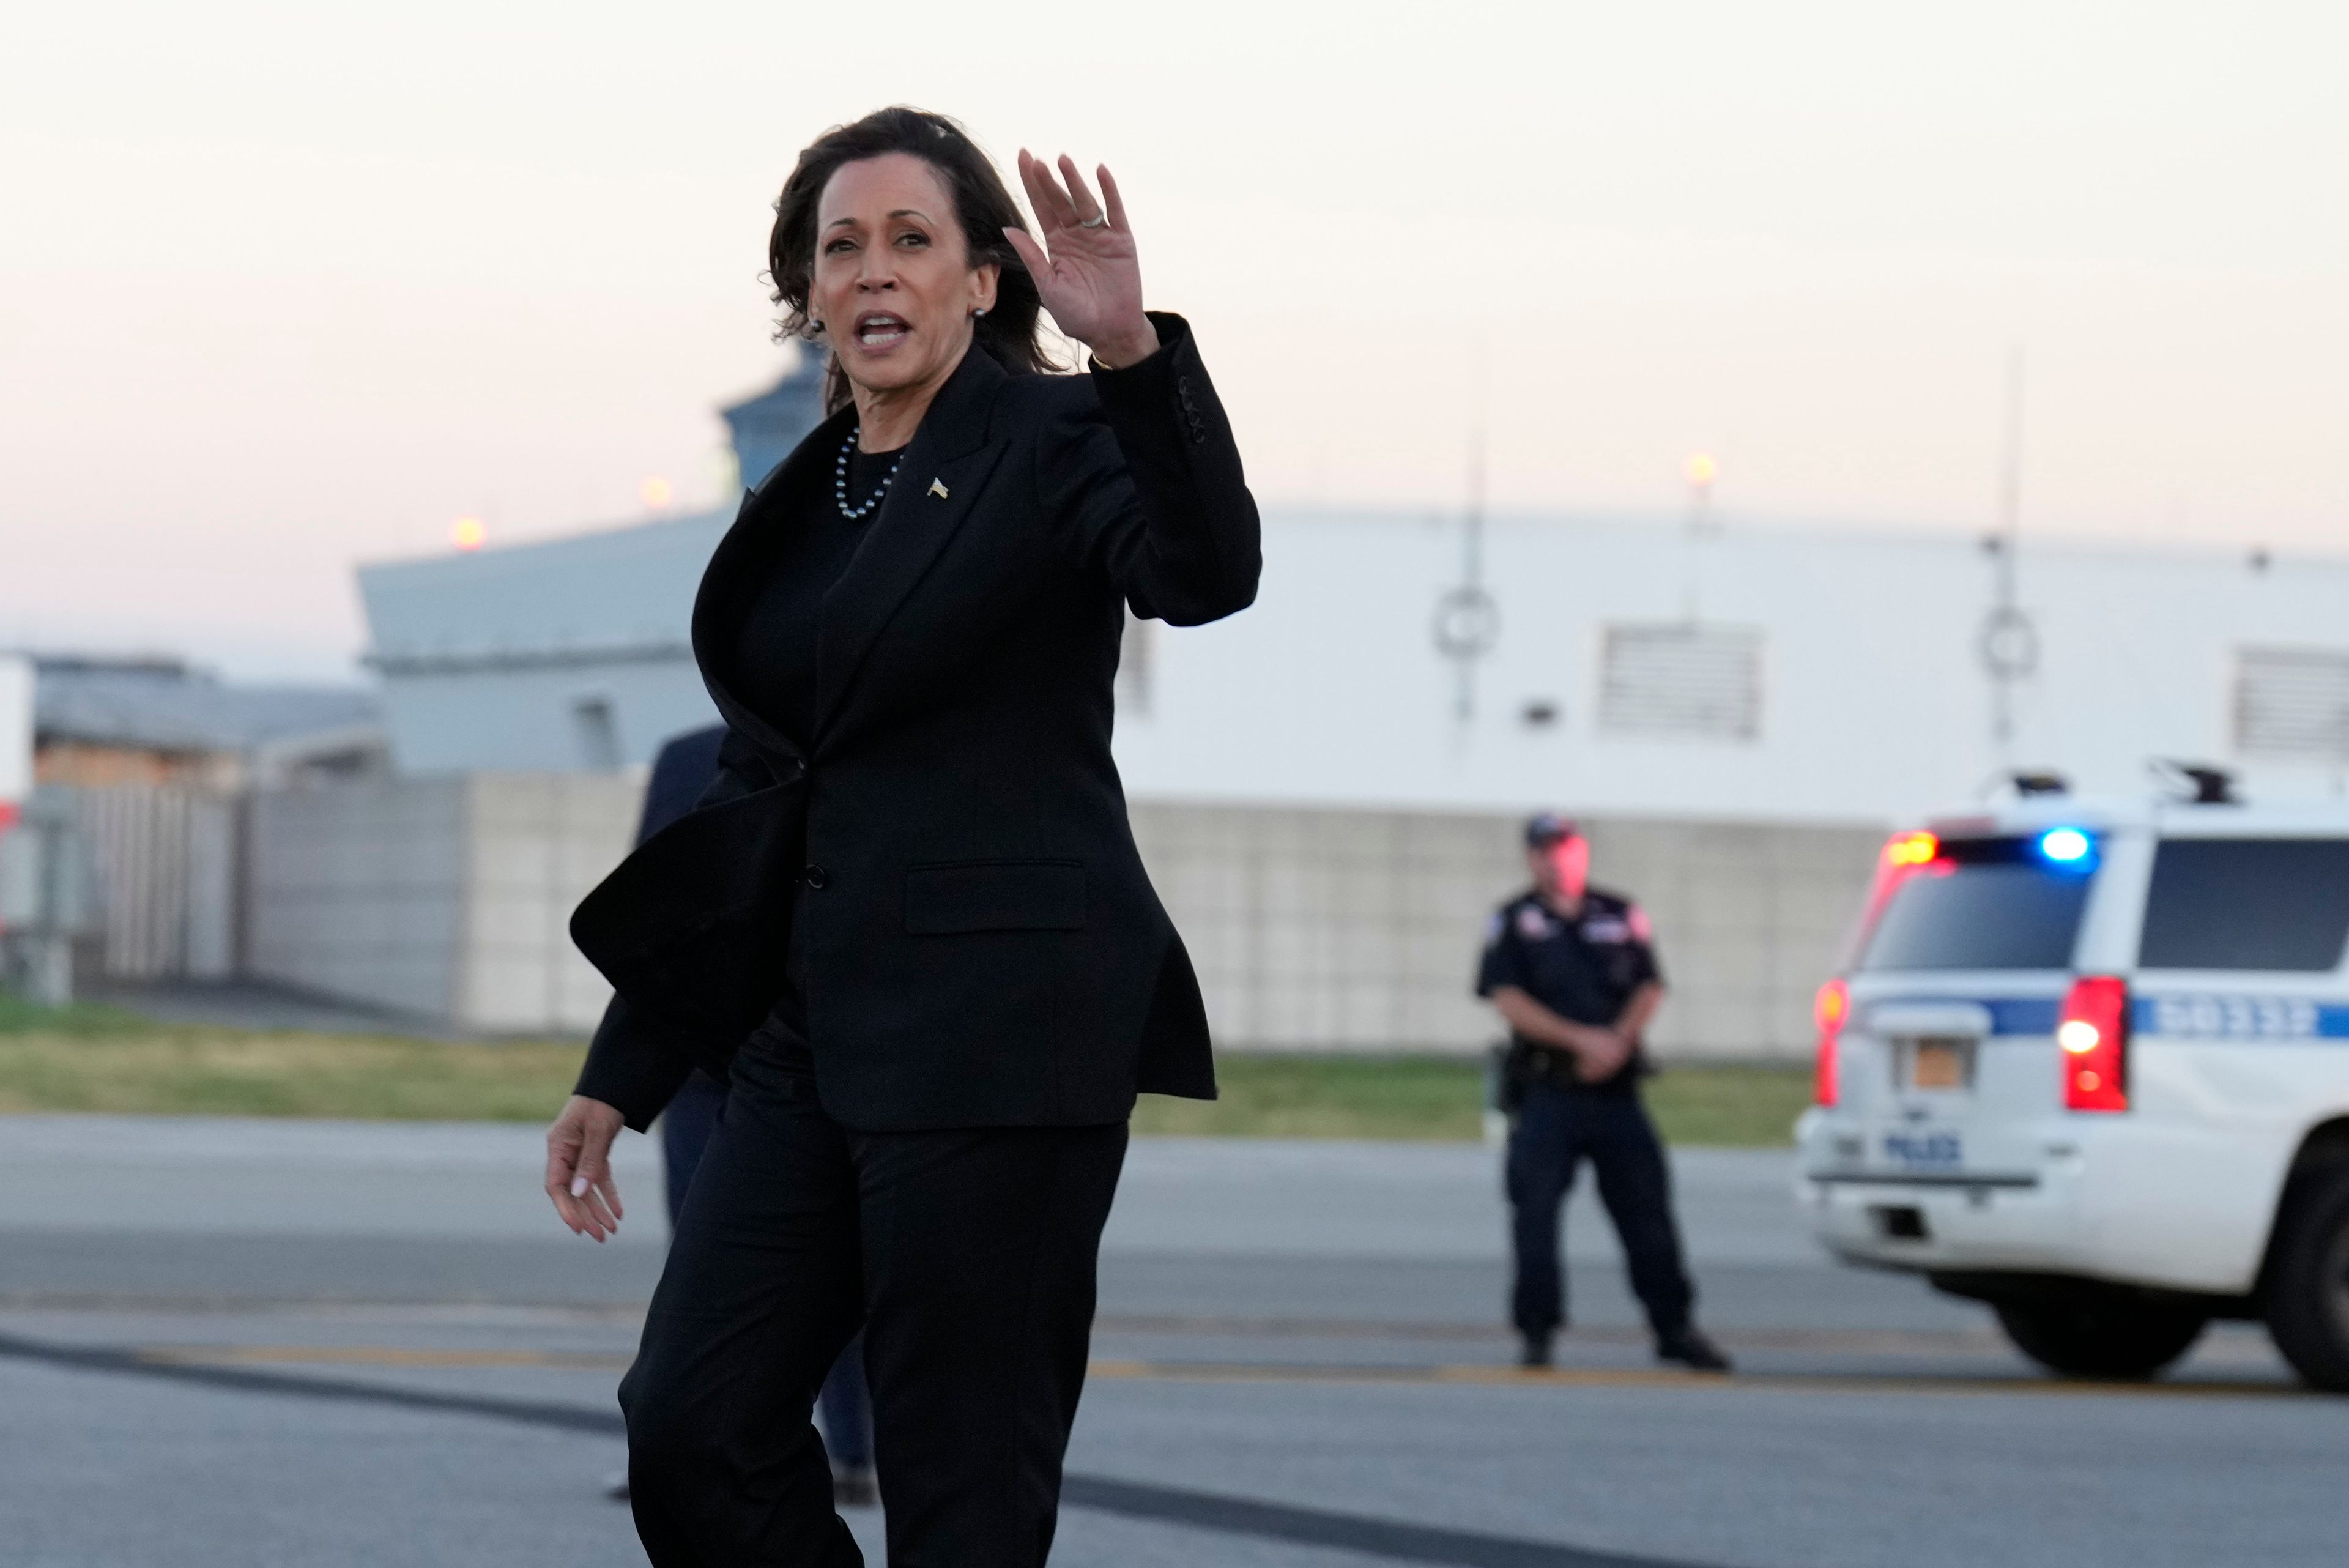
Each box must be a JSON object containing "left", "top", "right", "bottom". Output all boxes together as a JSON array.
[{"left": 803, "top": 864, "right": 829, "bottom": 890}]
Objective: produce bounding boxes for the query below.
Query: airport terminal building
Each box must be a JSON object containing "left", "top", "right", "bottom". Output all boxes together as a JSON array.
[{"left": 313, "top": 351, "right": 2349, "bottom": 1057}]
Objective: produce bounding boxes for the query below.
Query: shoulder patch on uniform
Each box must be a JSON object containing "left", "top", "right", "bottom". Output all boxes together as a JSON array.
[{"left": 1483, "top": 912, "right": 1505, "bottom": 943}]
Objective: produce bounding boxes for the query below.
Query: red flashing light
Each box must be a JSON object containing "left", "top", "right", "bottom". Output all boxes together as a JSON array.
[
  {"left": 2059, "top": 976, "right": 2130, "bottom": 1113},
  {"left": 1813, "top": 978, "right": 1849, "bottom": 1106}
]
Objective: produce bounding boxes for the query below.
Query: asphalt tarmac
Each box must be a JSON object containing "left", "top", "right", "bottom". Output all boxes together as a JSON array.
[{"left": 1, "top": 1115, "right": 2338, "bottom": 1567}]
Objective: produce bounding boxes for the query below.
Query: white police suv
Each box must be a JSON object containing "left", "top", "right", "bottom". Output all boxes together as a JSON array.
[{"left": 1795, "top": 778, "right": 2349, "bottom": 1389}]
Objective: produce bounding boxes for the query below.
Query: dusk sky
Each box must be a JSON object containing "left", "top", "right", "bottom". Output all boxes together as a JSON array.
[{"left": 6, "top": 1, "right": 2343, "bottom": 679}]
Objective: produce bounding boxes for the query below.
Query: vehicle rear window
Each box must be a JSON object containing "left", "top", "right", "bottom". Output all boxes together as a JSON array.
[
  {"left": 1856, "top": 839, "right": 2093, "bottom": 972},
  {"left": 2138, "top": 838, "right": 2349, "bottom": 972}
]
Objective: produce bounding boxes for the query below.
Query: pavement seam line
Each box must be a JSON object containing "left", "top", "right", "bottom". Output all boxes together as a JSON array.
[
  {"left": 124, "top": 1342, "right": 2312, "bottom": 1400},
  {"left": 0, "top": 1328, "right": 1716, "bottom": 1568}
]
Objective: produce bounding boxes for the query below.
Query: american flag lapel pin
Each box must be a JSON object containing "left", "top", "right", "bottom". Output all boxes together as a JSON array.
[{"left": 928, "top": 478, "right": 949, "bottom": 500}]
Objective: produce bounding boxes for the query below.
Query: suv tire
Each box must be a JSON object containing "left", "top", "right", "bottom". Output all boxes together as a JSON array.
[
  {"left": 2266, "top": 1161, "right": 2349, "bottom": 1392},
  {"left": 1994, "top": 1290, "right": 2207, "bottom": 1380}
]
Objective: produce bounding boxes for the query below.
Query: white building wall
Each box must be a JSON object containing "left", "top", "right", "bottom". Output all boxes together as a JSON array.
[
  {"left": 362, "top": 511, "right": 2349, "bottom": 822},
  {"left": 374, "top": 660, "right": 714, "bottom": 776},
  {"left": 1113, "top": 515, "right": 2349, "bottom": 823},
  {"left": 358, "top": 508, "right": 731, "bottom": 774}
]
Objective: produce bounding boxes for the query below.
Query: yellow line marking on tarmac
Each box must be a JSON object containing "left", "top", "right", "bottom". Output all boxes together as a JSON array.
[
  {"left": 142, "top": 1346, "right": 2303, "bottom": 1400},
  {"left": 137, "top": 1346, "right": 633, "bottom": 1371},
  {"left": 1087, "top": 1360, "right": 2304, "bottom": 1400},
  {"left": 1094, "top": 1315, "right": 2007, "bottom": 1352}
]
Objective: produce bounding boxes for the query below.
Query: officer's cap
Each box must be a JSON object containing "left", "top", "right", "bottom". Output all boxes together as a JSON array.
[{"left": 1524, "top": 812, "right": 1581, "bottom": 849}]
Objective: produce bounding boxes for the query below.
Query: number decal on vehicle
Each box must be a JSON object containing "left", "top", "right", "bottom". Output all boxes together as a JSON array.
[{"left": 2142, "top": 995, "right": 2323, "bottom": 1039}]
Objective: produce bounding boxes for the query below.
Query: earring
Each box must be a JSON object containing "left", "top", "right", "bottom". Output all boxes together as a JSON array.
[
  {"left": 809, "top": 320, "right": 826, "bottom": 335},
  {"left": 971, "top": 306, "right": 987, "bottom": 320}
]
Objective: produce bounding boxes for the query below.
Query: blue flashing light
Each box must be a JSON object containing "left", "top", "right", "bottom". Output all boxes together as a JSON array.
[{"left": 2039, "top": 827, "right": 2093, "bottom": 864}]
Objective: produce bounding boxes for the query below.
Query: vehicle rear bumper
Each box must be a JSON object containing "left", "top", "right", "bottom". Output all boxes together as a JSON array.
[
  {"left": 1797, "top": 1165, "right": 2087, "bottom": 1273},
  {"left": 1792, "top": 1108, "right": 2263, "bottom": 1293},
  {"left": 1794, "top": 1161, "right": 2095, "bottom": 1269}
]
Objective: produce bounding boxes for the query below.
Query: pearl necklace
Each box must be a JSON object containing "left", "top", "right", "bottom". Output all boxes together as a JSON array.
[{"left": 834, "top": 430, "right": 904, "bottom": 521}]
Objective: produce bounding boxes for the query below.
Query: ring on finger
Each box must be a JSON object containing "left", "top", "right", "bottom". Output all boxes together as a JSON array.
[{"left": 1079, "top": 214, "right": 1108, "bottom": 228}]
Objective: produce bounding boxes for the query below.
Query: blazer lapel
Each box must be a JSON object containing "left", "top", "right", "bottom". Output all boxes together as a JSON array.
[
  {"left": 812, "top": 347, "right": 1009, "bottom": 743},
  {"left": 691, "top": 403, "right": 858, "bottom": 767}
]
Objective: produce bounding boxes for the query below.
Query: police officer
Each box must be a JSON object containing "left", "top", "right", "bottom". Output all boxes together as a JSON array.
[{"left": 1477, "top": 812, "right": 1731, "bottom": 1373}]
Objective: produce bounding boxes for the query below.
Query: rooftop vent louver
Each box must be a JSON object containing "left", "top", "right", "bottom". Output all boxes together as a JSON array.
[
  {"left": 1597, "top": 623, "right": 1763, "bottom": 743},
  {"left": 2234, "top": 647, "right": 2349, "bottom": 762}
]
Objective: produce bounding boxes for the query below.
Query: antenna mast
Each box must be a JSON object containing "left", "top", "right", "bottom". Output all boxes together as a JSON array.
[
  {"left": 1978, "top": 347, "right": 2038, "bottom": 762},
  {"left": 1432, "top": 351, "right": 1499, "bottom": 731}
]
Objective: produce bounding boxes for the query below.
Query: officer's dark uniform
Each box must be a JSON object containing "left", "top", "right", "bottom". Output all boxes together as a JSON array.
[{"left": 1477, "top": 884, "right": 1701, "bottom": 1358}]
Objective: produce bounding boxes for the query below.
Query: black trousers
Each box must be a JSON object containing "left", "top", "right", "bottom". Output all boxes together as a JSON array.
[
  {"left": 661, "top": 1068, "right": 874, "bottom": 1471},
  {"left": 620, "top": 1040, "right": 1128, "bottom": 1567},
  {"left": 1504, "top": 1080, "right": 1694, "bottom": 1339}
]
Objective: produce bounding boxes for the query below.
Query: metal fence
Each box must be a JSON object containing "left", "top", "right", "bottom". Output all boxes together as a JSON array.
[{"left": 46, "top": 784, "right": 242, "bottom": 983}]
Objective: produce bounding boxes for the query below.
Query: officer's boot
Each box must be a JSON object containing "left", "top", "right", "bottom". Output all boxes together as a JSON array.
[{"left": 1655, "top": 1325, "right": 1732, "bottom": 1373}]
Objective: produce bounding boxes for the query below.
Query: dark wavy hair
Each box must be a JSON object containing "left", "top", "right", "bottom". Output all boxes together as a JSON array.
[{"left": 768, "top": 107, "right": 1059, "bottom": 413}]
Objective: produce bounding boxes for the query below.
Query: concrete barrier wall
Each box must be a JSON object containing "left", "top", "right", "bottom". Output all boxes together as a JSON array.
[
  {"left": 1579, "top": 817, "right": 1883, "bottom": 1060},
  {"left": 1129, "top": 804, "right": 1520, "bottom": 1057},
  {"left": 1133, "top": 803, "right": 1882, "bottom": 1061},
  {"left": 458, "top": 774, "right": 639, "bottom": 1033},
  {"left": 243, "top": 777, "right": 1879, "bottom": 1056},
  {"left": 247, "top": 778, "right": 470, "bottom": 1020},
  {"left": 247, "top": 775, "right": 637, "bottom": 1032}
]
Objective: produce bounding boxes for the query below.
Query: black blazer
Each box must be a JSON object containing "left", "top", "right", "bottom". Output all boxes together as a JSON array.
[{"left": 571, "top": 315, "right": 1260, "bottom": 1133}]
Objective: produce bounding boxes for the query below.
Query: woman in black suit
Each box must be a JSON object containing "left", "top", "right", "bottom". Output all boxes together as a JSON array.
[{"left": 543, "top": 106, "right": 1258, "bottom": 1566}]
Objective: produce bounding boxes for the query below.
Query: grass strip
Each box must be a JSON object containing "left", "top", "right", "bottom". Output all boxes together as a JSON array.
[
  {"left": 0, "top": 1000, "right": 1805, "bottom": 1143},
  {"left": 1134, "top": 1055, "right": 1808, "bottom": 1145},
  {"left": 0, "top": 1027, "right": 587, "bottom": 1122}
]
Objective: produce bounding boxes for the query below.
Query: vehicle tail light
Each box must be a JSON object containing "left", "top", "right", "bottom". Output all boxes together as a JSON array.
[
  {"left": 2058, "top": 975, "right": 2129, "bottom": 1112},
  {"left": 1813, "top": 978, "right": 1850, "bottom": 1106}
]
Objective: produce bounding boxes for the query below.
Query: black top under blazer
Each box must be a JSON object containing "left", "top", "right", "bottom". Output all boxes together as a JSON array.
[{"left": 570, "top": 314, "right": 1261, "bottom": 1133}]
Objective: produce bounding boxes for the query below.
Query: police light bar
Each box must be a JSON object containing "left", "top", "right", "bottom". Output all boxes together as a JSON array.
[
  {"left": 1883, "top": 831, "right": 1938, "bottom": 868},
  {"left": 2039, "top": 828, "right": 2093, "bottom": 864}
]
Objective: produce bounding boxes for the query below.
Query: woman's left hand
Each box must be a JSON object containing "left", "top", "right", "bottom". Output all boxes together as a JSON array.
[{"left": 1004, "top": 150, "right": 1160, "bottom": 370}]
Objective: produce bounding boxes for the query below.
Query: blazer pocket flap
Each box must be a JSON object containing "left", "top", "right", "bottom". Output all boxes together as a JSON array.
[{"left": 904, "top": 860, "right": 1086, "bottom": 934}]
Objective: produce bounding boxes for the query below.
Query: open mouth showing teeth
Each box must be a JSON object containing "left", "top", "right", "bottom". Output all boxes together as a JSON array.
[{"left": 855, "top": 313, "right": 909, "bottom": 346}]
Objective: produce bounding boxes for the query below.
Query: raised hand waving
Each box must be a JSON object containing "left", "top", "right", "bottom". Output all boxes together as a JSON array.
[{"left": 1003, "top": 150, "right": 1160, "bottom": 370}]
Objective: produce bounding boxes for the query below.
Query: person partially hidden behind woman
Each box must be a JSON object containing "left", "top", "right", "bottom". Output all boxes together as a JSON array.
[{"left": 542, "top": 107, "right": 1260, "bottom": 1567}]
